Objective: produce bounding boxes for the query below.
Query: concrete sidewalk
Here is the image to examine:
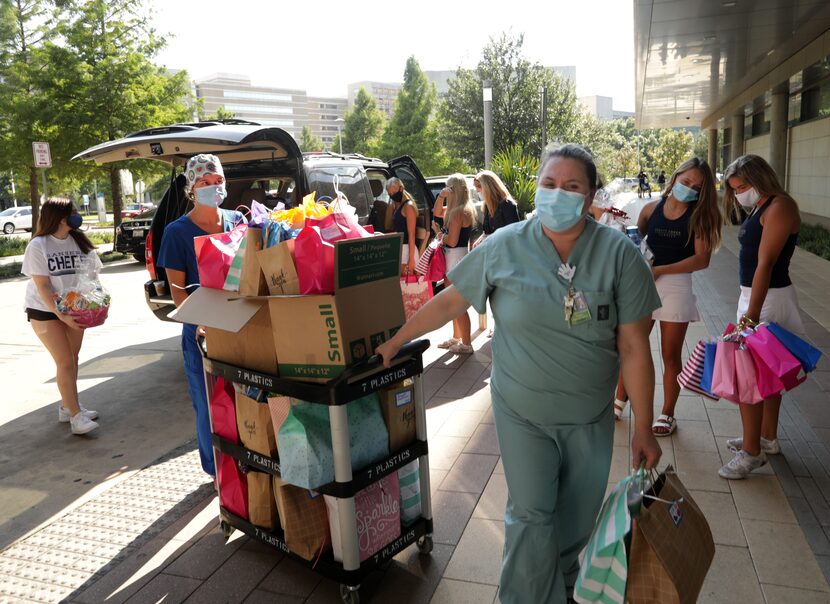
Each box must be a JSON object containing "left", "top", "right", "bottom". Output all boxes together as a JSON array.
[{"left": 2, "top": 227, "right": 830, "bottom": 603}]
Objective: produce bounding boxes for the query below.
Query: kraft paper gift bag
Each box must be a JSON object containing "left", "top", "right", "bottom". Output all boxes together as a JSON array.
[
  {"left": 247, "top": 470, "right": 278, "bottom": 530},
  {"left": 273, "top": 477, "right": 331, "bottom": 561},
  {"left": 235, "top": 391, "right": 277, "bottom": 456}
]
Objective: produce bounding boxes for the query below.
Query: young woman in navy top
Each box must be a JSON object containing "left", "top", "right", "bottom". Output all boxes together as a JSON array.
[
  {"left": 614, "top": 158, "right": 722, "bottom": 436},
  {"left": 387, "top": 177, "right": 419, "bottom": 275},
  {"left": 718, "top": 154, "right": 803, "bottom": 479}
]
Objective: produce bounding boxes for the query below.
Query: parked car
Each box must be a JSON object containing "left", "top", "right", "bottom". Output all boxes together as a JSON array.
[
  {"left": 116, "top": 206, "right": 156, "bottom": 262},
  {"left": 425, "top": 174, "right": 485, "bottom": 240},
  {"left": 121, "top": 202, "right": 154, "bottom": 219},
  {"left": 1, "top": 206, "right": 33, "bottom": 234},
  {"left": 73, "top": 120, "right": 435, "bottom": 322}
]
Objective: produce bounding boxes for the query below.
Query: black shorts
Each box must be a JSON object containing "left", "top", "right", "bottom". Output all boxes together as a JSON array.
[{"left": 26, "top": 308, "right": 59, "bottom": 322}]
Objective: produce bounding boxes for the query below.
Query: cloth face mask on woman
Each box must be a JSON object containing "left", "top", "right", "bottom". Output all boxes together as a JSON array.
[
  {"left": 195, "top": 185, "right": 227, "bottom": 208},
  {"left": 535, "top": 187, "right": 586, "bottom": 232}
]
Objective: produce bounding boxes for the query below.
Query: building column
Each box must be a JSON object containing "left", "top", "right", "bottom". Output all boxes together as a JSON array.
[
  {"left": 769, "top": 82, "right": 789, "bottom": 181},
  {"left": 730, "top": 113, "right": 744, "bottom": 163},
  {"left": 708, "top": 128, "right": 718, "bottom": 170}
]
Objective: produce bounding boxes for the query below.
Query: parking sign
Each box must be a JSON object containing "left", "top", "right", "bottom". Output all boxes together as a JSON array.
[{"left": 32, "top": 142, "right": 52, "bottom": 168}]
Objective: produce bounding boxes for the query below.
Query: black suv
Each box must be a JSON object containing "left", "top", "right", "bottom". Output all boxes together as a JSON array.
[{"left": 74, "top": 120, "right": 435, "bottom": 321}]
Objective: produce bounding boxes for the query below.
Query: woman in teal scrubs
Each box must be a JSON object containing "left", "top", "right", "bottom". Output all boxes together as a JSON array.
[{"left": 377, "top": 144, "right": 662, "bottom": 603}]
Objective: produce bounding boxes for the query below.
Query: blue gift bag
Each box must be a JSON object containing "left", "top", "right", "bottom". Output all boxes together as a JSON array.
[
  {"left": 278, "top": 394, "right": 390, "bottom": 490},
  {"left": 767, "top": 323, "right": 822, "bottom": 373},
  {"left": 700, "top": 340, "right": 717, "bottom": 395}
]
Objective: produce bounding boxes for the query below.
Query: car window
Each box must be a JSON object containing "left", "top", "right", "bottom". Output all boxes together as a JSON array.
[
  {"left": 20, "top": 208, "right": 31, "bottom": 215},
  {"left": 0, "top": 208, "right": 16, "bottom": 216},
  {"left": 305, "top": 165, "right": 371, "bottom": 218}
]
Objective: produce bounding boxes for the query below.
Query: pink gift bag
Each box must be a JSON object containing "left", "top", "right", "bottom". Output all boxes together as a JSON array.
[
  {"left": 745, "top": 325, "right": 806, "bottom": 392},
  {"left": 324, "top": 472, "right": 401, "bottom": 562},
  {"left": 711, "top": 340, "right": 739, "bottom": 402},
  {"left": 734, "top": 347, "right": 763, "bottom": 405}
]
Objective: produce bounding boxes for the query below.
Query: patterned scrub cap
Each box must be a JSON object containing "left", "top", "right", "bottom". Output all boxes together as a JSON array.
[{"left": 185, "top": 154, "right": 224, "bottom": 189}]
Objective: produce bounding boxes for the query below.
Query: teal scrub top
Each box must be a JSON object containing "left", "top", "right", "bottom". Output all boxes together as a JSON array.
[{"left": 448, "top": 216, "right": 661, "bottom": 425}]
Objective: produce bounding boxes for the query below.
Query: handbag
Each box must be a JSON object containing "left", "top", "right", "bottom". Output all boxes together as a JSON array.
[
  {"left": 426, "top": 243, "right": 447, "bottom": 282},
  {"left": 734, "top": 347, "right": 763, "bottom": 404},
  {"left": 677, "top": 340, "right": 719, "bottom": 401},
  {"left": 416, "top": 237, "right": 440, "bottom": 275},
  {"left": 400, "top": 276, "right": 432, "bottom": 321},
  {"left": 710, "top": 340, "right": 739, "bottom": 402},
  {"left": 766, "top": 322, "right": 822, "bottom": 373},
  {"left": 626, "top": 467, "right": 714, "bottom": 604},
  {"left": 194, "top": 223, "right": 248, "bottom": 289},
  {"left": 745, "top": 325, "right": 806, "bottom": 392}
]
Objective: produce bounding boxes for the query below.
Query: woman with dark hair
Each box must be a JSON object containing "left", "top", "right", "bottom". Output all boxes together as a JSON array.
[
  {"left": 613, "top": 157, "right": 722, "bottom": 434},
  {"left": 376, "top": 144, "right": 662, "bottom": 603},
  {"left": 387, "top": 177, "right": 419, "bottom": 275},
  {"left": 157, "top": 154, "right": 246, "bottom": 478},
  {"left": 718, "top": 154, "right": 804, "bottom": 479},
  {"left": 22, "top": 199, "right": 101, "bottom": 435}
]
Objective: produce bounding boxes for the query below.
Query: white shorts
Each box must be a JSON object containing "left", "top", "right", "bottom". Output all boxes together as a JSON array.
[
  {"left": 444, "top": 246, "right": 468, "bottom": 273},
  {"left": 737, "top": 285, "right": 805, "bottom": 336},
  {"left": 401, "top": 244, "right": 420, "bottom": 265},
  {"left": 652, "top": 273, "right": 700, "bottom": 323}
]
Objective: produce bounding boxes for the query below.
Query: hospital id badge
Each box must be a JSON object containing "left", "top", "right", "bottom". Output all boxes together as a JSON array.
[{"left": 570, "top": 290, "right": 591, "bottom": 325}]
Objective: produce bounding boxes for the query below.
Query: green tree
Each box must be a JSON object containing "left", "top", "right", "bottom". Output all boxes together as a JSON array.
[
  {"left": 341, "top": 87, "right": 384, "bottom": 155},
  {"left": 651, "top": 129, "right": 694, "bottom": 177},
  {"left": 204, "top": 105, "right": 236, "bottom": 121},
  {"left": 439, "top": 33, "right": 581, "bottom": 167},
  {"left": 491, "top": 144, "right": 539, "bottom": 215},
  {"left": 379, "top": 56, "right": 462, "bottom": 176},
  {"left": 300, "top": 125, "right": 323, "bottom": 152},
  {"left": 38, "top": 0, "right": 192, "bottom": 234}
]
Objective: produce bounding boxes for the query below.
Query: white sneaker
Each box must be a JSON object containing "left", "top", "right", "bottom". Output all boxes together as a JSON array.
[
  {"left": 449, "top": 342, "right": 474, "bottom": 354},
  {"left": 726, "top": 436, "right": 781, "bottom": 455},
  {"left": 718, "top": 449, "right": 767, "bottom": 480},
  {"left": 70, "top": 413, "right": 99, "bottom": 435},
  {"left": 437, "top": 338, "right": 461, "bottom": 349},
  {"left": 58, "top": 405, "right": 99, "bottom": 423}
]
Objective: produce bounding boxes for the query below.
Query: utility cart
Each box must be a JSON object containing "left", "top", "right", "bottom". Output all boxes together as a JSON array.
[{"left": 202, "top": 339, "right": 433, "bottom": 604}]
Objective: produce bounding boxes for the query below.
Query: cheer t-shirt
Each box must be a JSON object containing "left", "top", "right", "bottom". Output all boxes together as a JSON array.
[{"left": 22, "top": 235, "right": 102, "bottom": 312}]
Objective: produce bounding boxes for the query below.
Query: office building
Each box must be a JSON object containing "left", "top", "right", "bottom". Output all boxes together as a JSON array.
[
  {"left": 347, "top": 81, "right": 402, "bottom": 119},
  {"left": 578, "top": 95, "right": 635, "bottom": 121}
]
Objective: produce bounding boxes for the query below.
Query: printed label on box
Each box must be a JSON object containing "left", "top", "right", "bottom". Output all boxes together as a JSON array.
[
  {"left": 395, "top": 390, "right": 412, "bottom": 407},
  {"left": 370, "top": 332, "right": 386, "bottom": 349},
  {"left": 350, "top": 338, "right": 368, "bottom": 362}
]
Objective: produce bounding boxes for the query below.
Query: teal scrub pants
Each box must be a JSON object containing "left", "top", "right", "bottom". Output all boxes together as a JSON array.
[{"left": 492, "top": 397, "right": 614, "bottom": 604}]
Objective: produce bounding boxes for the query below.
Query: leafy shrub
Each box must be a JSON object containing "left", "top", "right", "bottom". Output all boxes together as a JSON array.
[
  {"left": 798, "top": 223, "right": 830, "bottom": 261},
  {"left": 0, "top": 237, "right": 28, "bottom": 257},
  {"left": 491, "top": 144, "right": 540, "bottom": 217}
]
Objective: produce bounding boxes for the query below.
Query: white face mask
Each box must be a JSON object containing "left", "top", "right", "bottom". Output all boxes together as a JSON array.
[{"left": 735, "top": 187, "right": 761, "bottom": 210}]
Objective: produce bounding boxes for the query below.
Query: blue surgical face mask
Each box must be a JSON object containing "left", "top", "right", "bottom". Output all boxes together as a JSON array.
[
  {"left": 68, "top": 214, "right": 83, "bottom": 229},
  {"left": 672, "top": 182, "right": 699, "bottom": 203},
  {"left": 194, "top": 184, "right": 226, "bottom": 207},
  {"left": 534, "top": 187, "right": 587, "bottom": 232}
]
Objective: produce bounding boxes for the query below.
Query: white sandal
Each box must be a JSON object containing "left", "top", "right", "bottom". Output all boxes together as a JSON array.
[
  {"left": 437, "top": 338, "right": 460, "bottom": 349},
  {"left": 652, "top": 414, "right": 677, "bottom": 437},
  {"left": 613, "top": 399, "right": 627, "bottom": 420}
]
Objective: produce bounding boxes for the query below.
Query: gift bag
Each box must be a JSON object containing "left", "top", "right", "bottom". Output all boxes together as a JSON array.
[
  {"left": 677, "top": 340, "right": 719, "bottom": 401},
  {"left": 745, "top": 325, "right": 806, "bottom": 391},
  {"left": 209, "top": 377, "right": 239, "bottom": 443},
  {"left": 574, "top": 473, "right": 639, "bottom": 604},
  {"left": 400, "top": 276, "right": 432, "bottom": 321},
  {"left": 711, "top": 340, "right": 739, "bottom": 402},
  {"left": 224, "top": 227, "right": 267, "bottom": 295},
  {"left": 277, "top": 394, "right": 390, "bottom": 490},
  {"left": 324, "top": 472, "right": 401, "bottom": 563},
  {"left": 426, "top": 244, "right": 446, "bottom": 282},
  {"left": 415, "top": 238, "right": 439, "bottom": 276},
  {"left": 194, "top": 223, "right": 248, "bottom": 289},
  {"left": 700, "top": 340, "right": 717, "bottom": 396},
  {"left": 734, "top": 347, "right": 763, "bottom": 405},
  {"left": 379, "top": 381, "right": 417, "bottom": 453},
  {"left": 398, "top": 460, "right": 422, "bottom": 525},
  {"left": 294, "top": 225, "right": 336, "bottom": 295},
  {"left": 767, "top": 322, "right": 822, "bottom": 373},
  {"left": 752, "top": 352, "right": 786, "bottom": 399},
  {"left": 626, "top": 467, "right": 714, "bottom": 604},
  {"left": 267, "top": 395, "right": 293, "bottom": 446},
  {"left": 217, "top": 452, "right": 248, "bottom": 520},
  {"left": 273, "top": 478, "right": 331, "bottom": 561},
  {"left": 258, "top": 240, "right": 300, "bottom": 295},
  {"left": 247, "top": 470, "right": 278, "bottom": 530},
  {"left": 235, "top": 391, "right": 277, "bottom": 456}
]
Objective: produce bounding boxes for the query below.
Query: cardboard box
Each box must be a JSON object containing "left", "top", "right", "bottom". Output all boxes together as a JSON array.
[
  {"left": 267, "top": 234, "right": 405, "bottom": 381},
  {"left": 379, "top": 381, "right": 416, "bottom": 452},
  {"left": 169, "top": 287, "right": 278, "bottom": 374},
  {"left": 237, "top": 227, "right": 268, "bottom": 296}
]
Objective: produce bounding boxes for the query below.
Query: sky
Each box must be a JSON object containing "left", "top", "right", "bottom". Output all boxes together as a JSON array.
[{"left": 149, "top": 0, "right": 635, "bottom": 112}]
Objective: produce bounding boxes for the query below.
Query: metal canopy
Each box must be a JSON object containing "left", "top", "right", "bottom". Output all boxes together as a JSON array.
[{"left": 635, "top": 0, "right": 830, "bottom": 129}]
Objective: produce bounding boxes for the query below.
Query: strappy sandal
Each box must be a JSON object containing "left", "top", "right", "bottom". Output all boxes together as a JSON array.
[
  {"left": 437, "top": 338, "right": 460, "bottom": 349},
  {"left": 652, "top": 414, "right": 677, "bottom": 437},
  {"left": 613, "top": 399, "right": 628, "bottom": 420}
]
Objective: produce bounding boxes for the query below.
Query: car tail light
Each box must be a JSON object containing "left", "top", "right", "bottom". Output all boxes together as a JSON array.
[{"left": 146, "top": 230, "right": 156, "bottom": 280}]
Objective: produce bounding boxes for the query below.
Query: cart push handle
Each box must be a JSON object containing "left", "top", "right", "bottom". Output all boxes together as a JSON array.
[{"left": 329, "top": 339, "right": 430, "bottom": 386}]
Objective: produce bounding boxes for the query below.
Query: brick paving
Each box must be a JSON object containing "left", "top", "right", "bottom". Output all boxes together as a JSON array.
[{"left": 1, "top": 227, "right": 830, "bottom": 603}]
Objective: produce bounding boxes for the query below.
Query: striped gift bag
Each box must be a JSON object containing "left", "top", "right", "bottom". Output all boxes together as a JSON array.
[
  {"left": 676, "top": 340, "right": 720, "bottom": 401},
  {"left": 574, "top": 473, "right": 639, "bottom": 604}
]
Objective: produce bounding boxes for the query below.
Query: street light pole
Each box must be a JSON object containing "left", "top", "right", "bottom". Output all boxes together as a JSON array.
[
  {"left": 540, "top": 85, "right": 548, "bottom": 150},
  {"left": 335, "top": 117, "right": 345, "bottom": 154},
  {"left": 483, "top": 80, "right": 493, "bottom": 169}
]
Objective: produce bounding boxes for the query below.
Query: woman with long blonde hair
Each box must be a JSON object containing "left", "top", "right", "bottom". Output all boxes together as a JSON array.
[
  {"left": 387, "top": 177, "right": 419, "bottom": 275},
  {"left": 614, "top": 157, "right": 722, "bottom": 436},
  {"left": 475, "top": 170, "right": 520, "bottom": 244},
  {"left": 437, "top": 173, "right": 476, "bottom": 353},
  {"left": 718, "top": 154, "right": 803, "bottom": 479}
]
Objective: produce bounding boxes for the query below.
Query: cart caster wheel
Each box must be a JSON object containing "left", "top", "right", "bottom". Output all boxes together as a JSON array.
[
  {"left": 339, "top": 584, "right": 360, "bottom": 604},
  {"left": 220, "top": 520, "right": 232, "bottom": 541},
  {"left": 417, "top": 535, "right": 433, "bottom": 554}
]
